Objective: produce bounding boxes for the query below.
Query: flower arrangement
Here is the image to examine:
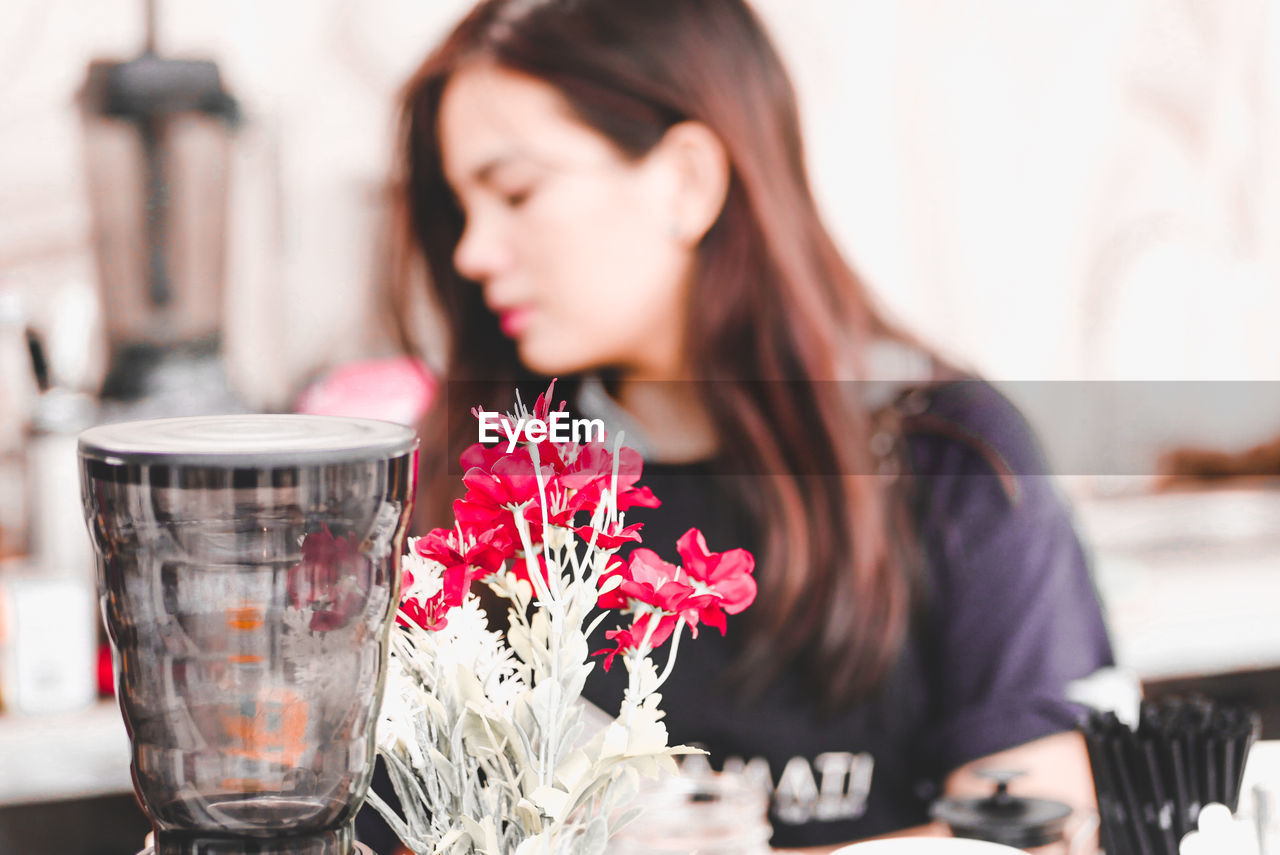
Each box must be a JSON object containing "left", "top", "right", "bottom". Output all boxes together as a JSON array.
[{"left": 370, "top": 384, "right": 757, "bottom": 855}]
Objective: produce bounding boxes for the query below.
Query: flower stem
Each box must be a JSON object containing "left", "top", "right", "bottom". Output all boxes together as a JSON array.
[
  {"left": 652, "top": 617, "right": 686, "bottom": 692},
  {"left": 622, "top": 611, "right": 662, "bottom": 725}
]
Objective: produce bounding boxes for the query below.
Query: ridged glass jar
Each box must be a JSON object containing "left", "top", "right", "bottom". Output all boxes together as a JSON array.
[{"left": 80, "top": 415, "right": 416, "bottom": 855}]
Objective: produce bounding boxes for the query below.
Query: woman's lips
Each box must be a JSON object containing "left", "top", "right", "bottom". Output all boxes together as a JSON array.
[{"left": 498, "top": 308, "right": 533, "bottom": 338}]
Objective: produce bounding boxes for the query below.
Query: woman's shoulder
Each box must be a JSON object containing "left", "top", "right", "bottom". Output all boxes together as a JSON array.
[{"left": 889, "top": 376, "right": 1054, "bottom": 509}]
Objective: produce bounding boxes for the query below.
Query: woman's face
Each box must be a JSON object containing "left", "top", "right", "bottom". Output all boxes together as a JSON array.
[{"left": 438, "top": 64, "right": 693, "bottom": 380}]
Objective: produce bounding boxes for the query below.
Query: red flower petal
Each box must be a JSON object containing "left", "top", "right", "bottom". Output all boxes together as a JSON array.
[
  {"left": 531, "top": 379, "right": 559, "bottom": 423},
  {"left": 574, "top": 522, "right": 643, "bottom": 550},
  {"left": 617, "top": 485, "right": 661, "bottom": 510},
  {"left": 459, "top": 441, "right": 508, "bottom": 472}
]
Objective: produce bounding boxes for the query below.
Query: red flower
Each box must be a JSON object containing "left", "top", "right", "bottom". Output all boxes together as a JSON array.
[
  {"left": 441, "top": 384, "right": 759, "bottom": 657},
  {"left": 398, "top": 590, "right": 455, "bottom": 631},
  {"left": 675, "top": 529, "right": 757, "bottom": 634},
  {"left": 416, "top": 525, "right": 510, "bottom": 579},
  {"left": 617, "top": 549, "right": 700, "bottom": 612},
  {"left": 556, "top": 442, "right": 613, "bottom": 487},
  {"left": 396, "top": 524, "right": 506, "bottom": 632},
  {"left": 562, "top": 445, "right": 660, "bottom": 517},
  {"left": 456, "top": 388, "right": 661, "bottom": 562},
  {"left": 462, "top": 453, "right": 546, "bottom": 512},
  {"left": 593, "top": 612, "right": 679, "bottom": 672},
  {"left": 396, "top": 543, "right": 478, "bottom": 633},
  {"left": 596, "top": 549, "right": 719, "bottom": 647},
  {"left": 452, "top": 451, "right": 562, "bottom": 553}
]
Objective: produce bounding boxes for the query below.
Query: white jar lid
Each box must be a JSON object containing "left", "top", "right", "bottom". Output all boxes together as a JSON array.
[{"left": 79, "top": 414, "right": 416, "bottom": 468}]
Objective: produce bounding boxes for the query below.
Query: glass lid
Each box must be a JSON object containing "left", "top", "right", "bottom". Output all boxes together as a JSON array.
[{"left": 79, "top": 414, "right": 417, "bottom": 467}]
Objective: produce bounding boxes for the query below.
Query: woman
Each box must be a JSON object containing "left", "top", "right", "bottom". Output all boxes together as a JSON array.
[{"left": 384, "top": 0, "right": 1112, "bottom": 850}]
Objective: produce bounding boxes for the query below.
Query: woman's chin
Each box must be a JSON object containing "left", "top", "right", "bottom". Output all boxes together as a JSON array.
[{"left": 515, "top": 339, "right": 597, "bottom": 378}]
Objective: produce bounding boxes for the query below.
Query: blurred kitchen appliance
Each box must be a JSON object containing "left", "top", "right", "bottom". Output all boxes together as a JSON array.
[
  {"left": 80, "top": 415, "right": 416, "bottom": 855},
  {"left": 0, "top": 289, "right": 36, "bottom": 560},
  {"left": 77, "top": 0, "right": 241, "bottom": 407}
]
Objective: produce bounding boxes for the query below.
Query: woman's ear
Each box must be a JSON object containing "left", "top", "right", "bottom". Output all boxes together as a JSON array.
[{"left": 648, "top": 121, "right": 730, "bottom": 247}]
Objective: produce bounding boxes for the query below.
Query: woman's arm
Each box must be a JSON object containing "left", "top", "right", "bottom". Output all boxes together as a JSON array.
[
  {"left": 775, "top": 730, "right": 1099, "bottom": 853},
  {"left": 944, "top": 730, "right": 1099, "bottom": 852}
]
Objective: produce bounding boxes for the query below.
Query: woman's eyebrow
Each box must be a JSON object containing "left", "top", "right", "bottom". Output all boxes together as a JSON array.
[
  {"left": 444, "top": 153, "right": 512, "bottom": 192},
  {"left": 469, "top": 154, "right": 526, "bottom": 184},
  {"left": 452, "top": 150, "right": 553, "bottom": 192}
]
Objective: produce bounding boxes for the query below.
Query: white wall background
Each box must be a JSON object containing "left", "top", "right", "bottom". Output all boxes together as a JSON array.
[{"left": 3, "top": 1, "right": 1280, "bottom": 438}]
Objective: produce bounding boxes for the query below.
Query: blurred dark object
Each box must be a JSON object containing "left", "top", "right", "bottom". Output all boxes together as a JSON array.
[
  {"left": 0, "top": 290, "right": 36, "bottom": 561},
  {"left": 97, "top": 641, "right": 114, "bottom": 698},
  {"left": 77, "top": 0, "right": 242, "bottom": 409},
  {"left": 1082, "top": 696, "right": 1260, "bottom": 855},
  {"left": 0, "top": 793, "right": 150, "bottom": 855},
  {"left": 1144, "top": 668, "right": 1280, "bottom": 741},
  {"left": 25, "top": 327, "right": 50, "bottom": 393},
  {"left": 1157, "top": 433, "right": 1280, "bottom": 489},
  {"left": 931, "top": 769, "right": 1071, "bottom": 849},
  {"left": 87, "top": 53, "right": 237, "bottom": 124},
  {"left": 355, "top": 759, "right": 402, "bottom": 855}
]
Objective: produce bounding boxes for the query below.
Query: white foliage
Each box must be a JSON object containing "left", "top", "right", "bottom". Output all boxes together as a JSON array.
[{"left": 372, "top": 434, "right": 702, "bottom": 855}]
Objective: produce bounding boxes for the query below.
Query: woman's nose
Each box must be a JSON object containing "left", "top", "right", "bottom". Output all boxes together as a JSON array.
[{"left": 453, "top": 213, "right": 508, "bottom": 284}]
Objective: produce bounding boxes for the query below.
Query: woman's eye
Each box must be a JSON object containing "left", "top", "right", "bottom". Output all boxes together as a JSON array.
[{"left": 501, "top": 187, "right": 534, "bottom": 208}]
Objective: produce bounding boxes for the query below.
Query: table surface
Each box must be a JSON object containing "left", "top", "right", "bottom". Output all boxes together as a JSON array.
[{"left": 0, "top": 699, "right": 131, "bottom": 807}]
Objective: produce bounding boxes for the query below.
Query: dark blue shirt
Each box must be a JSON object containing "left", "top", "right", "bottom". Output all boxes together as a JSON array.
[{"left": 582, "top": 379, "right": 1114, "bottom": 848}]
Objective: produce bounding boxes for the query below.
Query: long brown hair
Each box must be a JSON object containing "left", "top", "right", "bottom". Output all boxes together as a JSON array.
[{"left": 392, "top": 0, "right": 936, "bottom": 710}]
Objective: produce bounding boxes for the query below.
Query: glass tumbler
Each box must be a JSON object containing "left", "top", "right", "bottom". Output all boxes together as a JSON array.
[
  {"left": 79, "top": 415, "right": 417, "bottom": 855},
  {"left": 606, "top": 770, "right": 773, "bottom": 854}
]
